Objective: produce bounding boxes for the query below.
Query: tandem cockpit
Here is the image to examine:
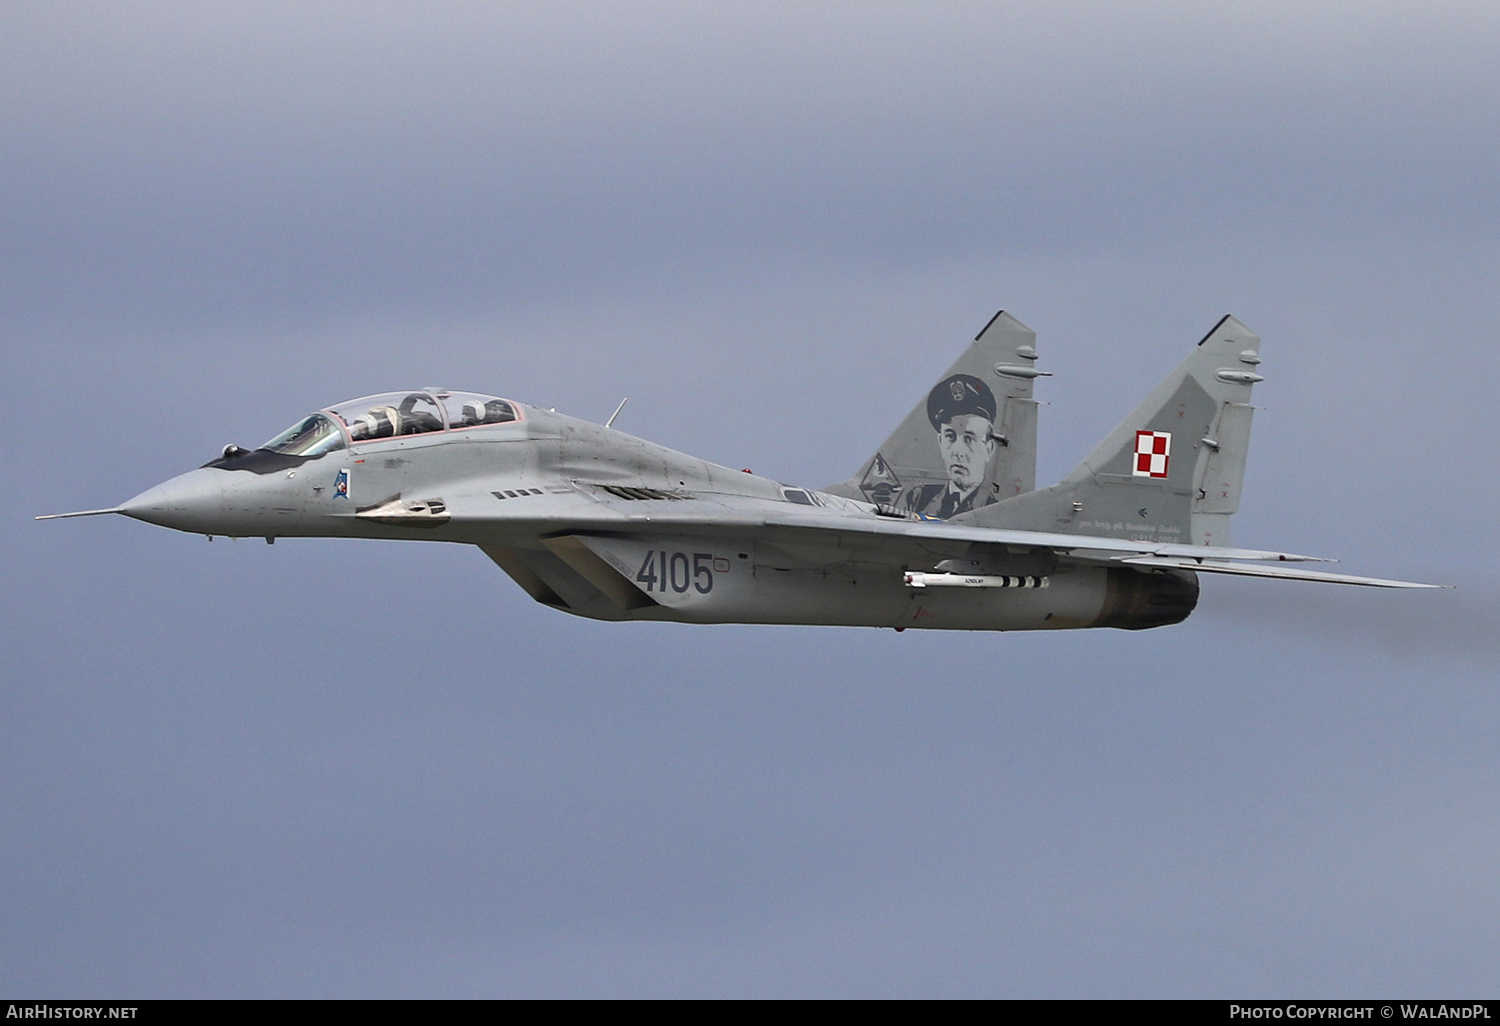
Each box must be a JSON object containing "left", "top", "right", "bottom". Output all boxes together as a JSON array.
[{"left": 213, "top": 390, "right": 520, "bottom": 468}]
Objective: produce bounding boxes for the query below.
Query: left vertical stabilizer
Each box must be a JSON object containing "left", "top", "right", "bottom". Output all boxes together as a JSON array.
[{"left": 822, "top": 310, "right": 1044, "bottom": 514}]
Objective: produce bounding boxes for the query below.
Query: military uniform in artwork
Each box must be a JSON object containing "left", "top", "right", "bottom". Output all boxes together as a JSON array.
[
  {"left": 903, "top": 479, "right": 995, "bottom": 518},
  {"left": 903, "top": 373, "right": 1000, "bottom": 519}
]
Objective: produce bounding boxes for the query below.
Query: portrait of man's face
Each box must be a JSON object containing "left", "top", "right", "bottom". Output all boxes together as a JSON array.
[
  {"left": 922, "top": 374, "right": 1000, "bottom": 505},
  {"left": 938, "top": 412, "right": 996, "bottom": 493}
]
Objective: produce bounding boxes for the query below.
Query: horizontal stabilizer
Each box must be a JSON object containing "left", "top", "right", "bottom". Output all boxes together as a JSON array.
[{"left": 1117, "top": 556, "right": 1445, "bottom": 589}]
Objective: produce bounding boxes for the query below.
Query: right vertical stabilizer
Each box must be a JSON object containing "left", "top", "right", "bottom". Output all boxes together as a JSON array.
[{"left": 961, "top": 315, "right": 1262, "bottom": 547}]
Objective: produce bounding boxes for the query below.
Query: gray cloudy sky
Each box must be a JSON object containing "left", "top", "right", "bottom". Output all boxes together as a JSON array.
[{"left": 3, "top": 1, "right": 1498, "bottom": 997}]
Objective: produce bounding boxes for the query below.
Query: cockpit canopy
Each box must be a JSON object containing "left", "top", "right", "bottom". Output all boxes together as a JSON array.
[{"left": 259, "top": 391, "right": 518, "bottom": 455}]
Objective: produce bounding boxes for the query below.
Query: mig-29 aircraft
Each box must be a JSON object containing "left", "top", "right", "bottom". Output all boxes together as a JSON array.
[{"left": 39, "top": 312, "right": 1440, "bottom": 631}]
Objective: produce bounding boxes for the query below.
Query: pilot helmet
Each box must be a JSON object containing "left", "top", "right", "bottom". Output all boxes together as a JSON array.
[{"left": 368, "top": 406, "right": 399, "bottom": 437}]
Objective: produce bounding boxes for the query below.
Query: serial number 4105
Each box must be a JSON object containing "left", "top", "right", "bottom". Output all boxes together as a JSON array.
[{"left": 635, "top": 551, "right": 729, "bottom": 594}]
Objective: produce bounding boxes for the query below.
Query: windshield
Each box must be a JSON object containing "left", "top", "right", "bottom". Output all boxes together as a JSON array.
[{"left": 261, "top": 414, "right": 346, "bottom": 457}]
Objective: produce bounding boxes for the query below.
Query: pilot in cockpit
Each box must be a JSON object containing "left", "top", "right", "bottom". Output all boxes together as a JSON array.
[
  {"left": 344, "top": 395, "right": 449, "bottom": 439},
  {"left": 349, "top": 406, "right": 399, "bottom": 440},
  {"left": 458, "top": 399, "right": 517, "bottom": 427},
  {"left": 328, "top": 391, "right": 515, "bottom": 441},
  {"left": 459, "top": 400, "right": 487, "bottom": 427},
  {"left": 395, "top": 394, "right": 444, "bottom": 434}
]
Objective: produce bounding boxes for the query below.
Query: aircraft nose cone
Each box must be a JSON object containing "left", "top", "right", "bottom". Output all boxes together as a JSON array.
[{"left": 120, "top": 468, "right": 225, "bottom": 533}]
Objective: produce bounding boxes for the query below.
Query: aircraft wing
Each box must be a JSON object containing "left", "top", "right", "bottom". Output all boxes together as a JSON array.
[
  {"left": 444, "top": 484, "right": 1314, "bottom": 560},
  {"left": 759, "top": 511, "right": 1443, "bottom": 588},
  {"left": 442, "top": 488, "right": 1441, "bottom": 589},
  {"left": 762, "top": 511, "right": 1321, "bottom": 562}
]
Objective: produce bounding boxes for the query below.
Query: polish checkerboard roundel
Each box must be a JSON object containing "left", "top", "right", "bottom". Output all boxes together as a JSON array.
[{"left": 1133, "top": 430, "right": 1171, "bottom": 478}]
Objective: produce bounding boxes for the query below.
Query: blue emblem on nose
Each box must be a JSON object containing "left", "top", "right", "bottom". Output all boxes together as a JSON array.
[{"left": 334, "top": 469, "right": 350, "bottom": 499}]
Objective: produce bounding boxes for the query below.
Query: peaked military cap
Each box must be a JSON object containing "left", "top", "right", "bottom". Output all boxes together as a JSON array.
[{"left": 926, "top": 373, "right": 997, "bottom": 430}]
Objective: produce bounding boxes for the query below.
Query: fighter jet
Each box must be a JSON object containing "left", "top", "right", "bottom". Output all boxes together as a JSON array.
[{"left": 39, "top": 312, "right": 1441, "bottom": 631}]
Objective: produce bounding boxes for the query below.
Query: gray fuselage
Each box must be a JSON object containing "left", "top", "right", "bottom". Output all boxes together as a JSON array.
[{"left": 120, "top": 402, "right": 1196, "bottom": 632}]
